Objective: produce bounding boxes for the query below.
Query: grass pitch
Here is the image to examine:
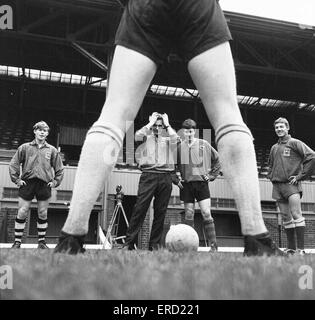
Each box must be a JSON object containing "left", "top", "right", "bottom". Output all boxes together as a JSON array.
[{"left": 1, "top": 248, "right": 315, "bottom": 300}]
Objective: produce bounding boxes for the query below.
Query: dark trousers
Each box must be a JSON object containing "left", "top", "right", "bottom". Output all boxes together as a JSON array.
[{"left": 125, "top": 172, "right": 172, "bottom": 250}]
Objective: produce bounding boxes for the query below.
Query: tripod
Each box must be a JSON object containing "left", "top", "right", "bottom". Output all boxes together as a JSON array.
[{"left": 105, "top": 198, "right": 129, "bottom": 247}]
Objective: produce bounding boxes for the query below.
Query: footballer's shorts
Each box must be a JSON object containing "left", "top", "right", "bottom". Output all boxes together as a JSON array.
[
  {"left": 18, "top": 178, "right": 52, "bottom": 201},
  {"left": 272, "top": 182, "right": 303, "bottom": 202},
  {"left": 180, "top": 181, "right": 210, "bottom": 203},
  {"left": 115, "top": 0, "right": 232, "bottom": 64}
]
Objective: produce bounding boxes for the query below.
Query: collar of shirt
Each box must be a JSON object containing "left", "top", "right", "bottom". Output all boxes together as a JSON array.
[
  {"left": 278, "top": 134, "right": 291, "bottom": 144},
  {"left": 153, "top": 134, "right": 164, "bottom": 141},
  {"left": 184, "top": 138, "right": 198, "bottom": 148},
  {"left": 30, "top": 140, "right": 49, "bottom": 148}
]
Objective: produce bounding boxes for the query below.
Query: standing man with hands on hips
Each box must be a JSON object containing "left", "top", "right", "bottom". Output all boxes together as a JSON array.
[
  {"left": 268, "top": 117, "right": 315, "bottom": 255},
  {"left": 175, "top": 119, "right": 221, "bottom": 251},
  {"left": 9, "top": 121, "right": 64, "bottom": 249}
]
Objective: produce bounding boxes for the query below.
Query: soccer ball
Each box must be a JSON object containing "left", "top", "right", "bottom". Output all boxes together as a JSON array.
[{"left": 165, "top": 224, "right": 199, "bottom": 252}]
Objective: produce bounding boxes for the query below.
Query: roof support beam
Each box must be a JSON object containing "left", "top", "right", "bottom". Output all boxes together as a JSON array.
[
  {"left": 71, "top": 41, "right": 108, "bottom": 72},
  {"left": 21, "top": 12, "right": 63, "bottom": 32},
  {"left": 235, "top": 63, "right": 315, "bottom": 81},
  {"left": 238, "top": 39, "right": 272, "bottom": 67},
  {"left": 0, "top": 30, "right": 111, "bottom": 50},
  {"left": 271, "top": 45, "right": 305, "bottom": 72},
  {"left": 69, "top": 17, "right": 108, "bottom": 40}
]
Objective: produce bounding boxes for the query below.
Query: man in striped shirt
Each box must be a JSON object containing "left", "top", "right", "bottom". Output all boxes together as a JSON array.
[
  {"left": 176, "top": 119, "right": 221, "bottom": 251},
  {"left": 9, "top": 121, "right": 64, "bottom": 249}
]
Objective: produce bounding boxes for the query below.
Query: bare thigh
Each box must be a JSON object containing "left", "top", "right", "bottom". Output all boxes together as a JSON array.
[
  {"left": 277, "top": 201, "right": 293, "bottom": 222},
  {"left": 288, "top": 193, "right": 303, "bottom": 220},
  {"left": 98, "top": 45, "right": 157, "bottom": 132},
  {"left": 187, "top": 42, "right": 243, "bottom": 131},
  {"left": 184, "top": 203, "right": 195, "bottom": 219},
  {"left": 37, "top": 199, "right": 51, "bottom": 219},
  {"left": 198, "top": 198, "right": 212, "bottom": 220},
  {"left": 17, "top": 197, "right": 32, "bottom": 219}
]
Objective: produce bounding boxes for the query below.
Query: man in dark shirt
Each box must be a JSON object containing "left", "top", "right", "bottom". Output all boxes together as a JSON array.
[
  {"left": 268, "top": 117, "right": 315, "bottom": 255},
  {"left": 176, "top": 119, "right": 221, "bottom": 251},
  {"left": 9, "top": 121, "right": 64, "bottom": 249}
]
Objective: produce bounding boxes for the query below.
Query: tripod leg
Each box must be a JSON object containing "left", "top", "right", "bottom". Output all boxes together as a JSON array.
[
  {"left": 120, "top": 204, "right": 130, "bottom": 228},
  {"left": 115, "top": 203, "right": 130, "bottom": 245},
  {"left": 105, "top": 205, "right": 118, "bottom": 242}
]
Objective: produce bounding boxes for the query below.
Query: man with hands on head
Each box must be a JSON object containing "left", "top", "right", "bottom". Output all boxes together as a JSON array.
[
  {"left": 120, "top": 112, "right": 179, "bottom": 250},
  {"left": 268, "top": 117, "right": 315, "bottom": 255}
]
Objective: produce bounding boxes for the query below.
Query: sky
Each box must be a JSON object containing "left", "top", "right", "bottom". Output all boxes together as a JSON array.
[{"left": 220, "top": 0, "right": 315, "bottom": 26}]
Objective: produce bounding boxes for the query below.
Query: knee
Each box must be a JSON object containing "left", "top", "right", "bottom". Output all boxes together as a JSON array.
[
  {"left": 281, "top": 212, "right": 292, "bottom": 222},
  {"left": 294, "top": 216, "right": 305, "bottom": 227},
  {"left": 185, "top": 207, "right": 194, "bottom": 221},
  {"left": 88, "top": 121, "right": 124, "bottom": 147},
  {"left": 283, "top": 218, "right": 295, "bottom": 229},
  {"left": 290, "top": 207, "right": 302, "bottom": 217},
  {"left": 18, "top": 206, "right": 29, "bottom": 219},
  {"left": 201, "top": 209, "right": 211, "bottom": 221},
  {"left": 38, "top": 208, "right": 48, "bottom": 220},
  {"left": 215, "top": 123, "right": 253, "bottom": 146}
]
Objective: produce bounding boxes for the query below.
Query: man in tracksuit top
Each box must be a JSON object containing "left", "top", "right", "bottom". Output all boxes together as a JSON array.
[
  {"left": 176, "top": 119, "right": 221, "bottom": 251},
  {"left": 268, "top": 117, "right": 315, "bottom": 255},
  {"left": 122, "top": 112, "right": 179, "bottom": 250},
  {"left": 9, "top": 121, "right": 64, "bottom": 249}
]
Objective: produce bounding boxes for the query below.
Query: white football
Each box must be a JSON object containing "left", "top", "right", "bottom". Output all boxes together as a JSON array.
[{"left": 165, "top": 224, "right": 199, "bottom": 252}]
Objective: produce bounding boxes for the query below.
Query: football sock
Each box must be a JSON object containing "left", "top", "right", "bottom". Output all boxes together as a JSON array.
[
  {"left": 294, "top": 217, "right": 305, "bottom": 250},
  {"left": 283, "top": 219, "right": 296, "bottom": 250},
  {"left": 285, "top": 228, "right": 296, "bottom": 250},
  {"left": 184, "top": 206, "right": 195, "bottom": 228},
  {"left": 295, "top": 227, "right": 305, "bottom": 250},
  {"left": 14, "top": 217, "right": 26, "bottom": 243},
  {"left": 215, "top": 127, "right": 267, "bottom": 236},
  {"left": 63, "top": 122, "right": 124, "bottom": 235},
  {"left": 37, "top": 218, "right": 48, "bottom": 243},
  {"left": 203, "top": 218, "right": 216, "bottom": 244},
  {"left": 183, "top": 218, "right": 194, "bottom": 228}
]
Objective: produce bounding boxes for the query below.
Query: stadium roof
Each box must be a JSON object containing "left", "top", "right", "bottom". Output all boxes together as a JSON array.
[
  {"left": 1, "top": 0, "right": 315, "bottom": 111},
  {"left": 2, "top": 64, "right": 315, "bottom": 113}
]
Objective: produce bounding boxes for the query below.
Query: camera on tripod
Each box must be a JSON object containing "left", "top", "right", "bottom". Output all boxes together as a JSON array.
[
  {"left": 104, "top": 184, "right": 129, "bottom": 248},
  {"left": 115, "top": 185, "right": 124, "bottom": 201}
]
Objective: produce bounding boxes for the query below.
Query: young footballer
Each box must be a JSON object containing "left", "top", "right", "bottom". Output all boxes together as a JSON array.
[
  {"left": 55, "top": 0, "right": 283, "bottom": 256},
  {"left": 9, "top": 121, "right": 64, "bottom": 249},
  {"left": 176, "top": 119, "right": 221, "bottom": 251},
  {"left": 268, "top": 117, "right": 315, "bottom": 255}
]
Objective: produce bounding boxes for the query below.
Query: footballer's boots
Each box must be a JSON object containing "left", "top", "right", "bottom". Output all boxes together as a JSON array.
[
  {"left": 243, "top": 233, "right": 287, "bottom": 257},
  {"left": 295, "top": 249, "right": 306, "bottom": 256},
  {"left": 209, "top": 242, "right": 218, "bottom": 252},
  {"left": 11, "top": 241, "right": 21, "bottom": 249},
  {"left": 54, "top": 231, "right": 86, "bottom": 254},
  {"left": 117, "top": 242, "right": 137, "bottom": 251},
  {"left": 283, "top": 248, "right": 296, "bottom": 255},
  {"left": 38, "top": 241, "right": 49, "bottom": 249}
]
